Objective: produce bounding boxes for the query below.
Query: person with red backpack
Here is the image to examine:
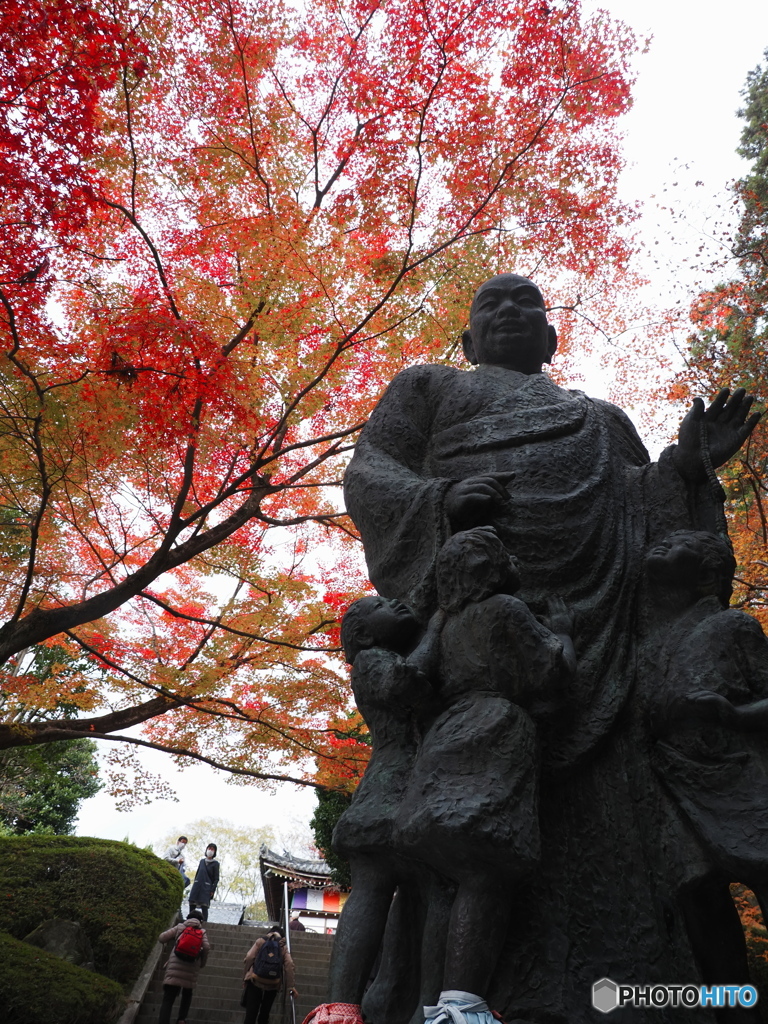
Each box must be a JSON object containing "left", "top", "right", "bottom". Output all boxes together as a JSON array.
[
  {"left": 157, "top": 907, "right": 210, "bottom": 1024},
  {"left": 242, "top": 925, "right": 298, "bottom": 1024}
]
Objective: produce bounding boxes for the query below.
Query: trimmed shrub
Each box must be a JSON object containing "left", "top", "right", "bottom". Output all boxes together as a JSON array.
[
  {"left": 0, "top": 931, "right": 124, "bottom": 1024},
  {"left": 0, "top": 835, "right": 182, "bottom": 985}
]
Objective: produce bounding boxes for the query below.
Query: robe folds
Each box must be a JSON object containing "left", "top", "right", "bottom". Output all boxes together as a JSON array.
[
  {"left": 342, "top": 362, "right": 732, "bottom": 1022},
  {"left": 344, "top": 363, "right": 704, "bottom": 770}
]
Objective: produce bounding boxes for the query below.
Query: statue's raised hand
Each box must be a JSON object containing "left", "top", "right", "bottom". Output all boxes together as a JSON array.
[{"left": 675, "top": 388, "right": 761, "bottom": 482}]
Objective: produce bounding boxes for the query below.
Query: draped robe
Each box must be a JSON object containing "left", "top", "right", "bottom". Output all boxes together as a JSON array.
[
  {"left": 345, "top": 363, "right": 707, "bottom": 769},
  {"left": 343, "top": 363, "right": 728, "bottom": 1022}
]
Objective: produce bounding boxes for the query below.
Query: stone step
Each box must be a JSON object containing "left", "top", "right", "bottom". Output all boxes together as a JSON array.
[
  {"left": 144, "top": 969, "right": 330, "bottom": 989},
  {"left": 134, "top": 923, "right": 334, "bottom": 1024},
  {"left": 143, "top": 977, "right": 329, "bottom": 999},
  {"left": 205, "top": 945, "right": 333, "bottom": 961},
  {"left": 137, "top": 993, "right": 316, "bottom": 1024}
]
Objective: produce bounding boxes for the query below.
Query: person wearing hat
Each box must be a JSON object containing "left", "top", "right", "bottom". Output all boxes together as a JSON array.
[{"left": 289, "top": 910, "right": 305, "bottom": 932}]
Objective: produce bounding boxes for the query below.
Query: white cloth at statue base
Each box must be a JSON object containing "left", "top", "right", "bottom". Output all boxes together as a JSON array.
[{"left": 424, "top": 990, "right": 499, "bottom": 1024}]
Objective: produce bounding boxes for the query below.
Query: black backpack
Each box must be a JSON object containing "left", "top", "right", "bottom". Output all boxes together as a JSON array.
[{"left": 253, "top": 935, "right": 283, "bottom": 980}]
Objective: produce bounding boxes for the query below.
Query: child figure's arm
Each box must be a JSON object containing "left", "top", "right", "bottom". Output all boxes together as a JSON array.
[
  {"left": 405, "top": 608, "right": 446, "bottom": 682},
  {"left": 682, "top": 690, "right": 768, "bottom": 731}
]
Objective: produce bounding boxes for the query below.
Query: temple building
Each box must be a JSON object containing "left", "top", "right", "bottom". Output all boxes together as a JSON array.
[{"left": 259, "top": 845, "right": 348, "bottom": 933}]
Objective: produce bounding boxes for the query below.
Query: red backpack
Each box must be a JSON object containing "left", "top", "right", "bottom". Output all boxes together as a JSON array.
[{"left": 174, "top": 924, "right": 204, "bottom": 962}]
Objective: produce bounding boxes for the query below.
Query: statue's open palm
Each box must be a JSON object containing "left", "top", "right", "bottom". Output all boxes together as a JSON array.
[{"left": 677, "top": 388, "right": 761, "bottom": 477}]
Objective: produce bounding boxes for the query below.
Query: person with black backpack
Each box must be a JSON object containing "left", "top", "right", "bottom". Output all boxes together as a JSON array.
[
  {"left": 156, "top": 907, "right": 210, "bottom": 1024},
  {"left": 242, "top": 925, "right": 298, "bottom": 1024}
]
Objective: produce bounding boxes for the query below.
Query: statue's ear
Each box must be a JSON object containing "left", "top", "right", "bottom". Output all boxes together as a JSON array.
[
  {"left": 696, "top": 564, "right": 718, "bottom": 596},
  {"left": 544, "top": 324, "right": 558, "bottom": 365},
  {"left": 462, "top": 329, "right": 478, "bottom": 364},
  {"left": 358, "top": 625, "right": 375, "bottom": 651}
]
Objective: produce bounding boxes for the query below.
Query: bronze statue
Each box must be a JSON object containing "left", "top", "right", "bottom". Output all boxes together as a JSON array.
[{"left": 331, "top": 274, "right": 762, "bottom": 1023}]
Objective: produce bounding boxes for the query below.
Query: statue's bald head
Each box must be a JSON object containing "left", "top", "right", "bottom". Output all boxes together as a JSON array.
[
  {"left": 463, "top": 273, "right": 557, "bottom": 374},
  {"left": 469, "top": 274, "right": 541, "bottom": 319}
]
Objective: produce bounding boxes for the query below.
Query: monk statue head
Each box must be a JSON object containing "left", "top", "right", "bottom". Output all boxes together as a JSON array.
[{"left": 462, "top": 273, "right": 557, "bottom": 374}]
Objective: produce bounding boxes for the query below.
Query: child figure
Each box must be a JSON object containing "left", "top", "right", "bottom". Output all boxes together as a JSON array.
[
  {"left": 395, "top": 525, "right": 576, "bottom": 1017},
  {"left": 643, "top": 529, "right": 768, "bottom": 1008},
  {"left": 322, "top": 594, "right": 443, "bottom": 1023}
]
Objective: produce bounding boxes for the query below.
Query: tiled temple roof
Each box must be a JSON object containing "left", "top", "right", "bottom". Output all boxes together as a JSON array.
[{"left": 259, "top": 845, "right": 332, "bottom": 885}]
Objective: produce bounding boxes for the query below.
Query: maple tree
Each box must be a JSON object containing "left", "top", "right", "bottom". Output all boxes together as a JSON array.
[
  {"left": 730, "top": 884, "right": 768, "bottom": 1008},
  {"left": 0, "top": 0, "right": 640, "bottom": 790},
  {"left": 671, "top": 49, "right": 768, "bottom": 628}
]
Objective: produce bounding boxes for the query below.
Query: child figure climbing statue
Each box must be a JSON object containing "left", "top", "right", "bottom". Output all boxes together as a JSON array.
[
  {"left": 396, "top": 526, "right": 576, "bottom": 1023},
  {"left": 318, "top": 593, "right": 443, "bottom": 1024}
]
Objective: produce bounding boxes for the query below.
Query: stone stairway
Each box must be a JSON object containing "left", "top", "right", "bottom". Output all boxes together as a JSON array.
[
  {"left": 134, "top": 922, "right": 335, "bottom": 1024},
  {"left": 284, "top": 930, "right": 337, "bottom": 1024}
]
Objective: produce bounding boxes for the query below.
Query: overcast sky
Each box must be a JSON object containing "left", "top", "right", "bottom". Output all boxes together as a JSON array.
[
  {"left": 608, "top": 0, "right": 768, "bottom": 192},
  {"left": 589, "top": 0, "right": 768, "bottom": 331},
  {"left": 75, "top": 0, "right": 768, "bottom": 852}
]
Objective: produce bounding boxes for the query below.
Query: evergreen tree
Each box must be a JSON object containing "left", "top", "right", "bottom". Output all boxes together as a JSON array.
[
  {"left": 310, "top": 789, "right": 352, "bottom": 888},
  {"left": 0, "top": 739, "right": 101, "bottom": 834},
  {"left": 678, "top": 50, "right": 768, "bottom": 622}
]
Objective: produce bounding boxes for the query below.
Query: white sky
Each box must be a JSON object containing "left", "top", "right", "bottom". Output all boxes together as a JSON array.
[
  {"left": 75, "top": 0, "right": 768, "bottom": 850},
  {"left": 75, "top": 742, "right": 319, "bottom": 851},
  {"left": 581, "top": 0, "right": 768, "bottom": 407}
]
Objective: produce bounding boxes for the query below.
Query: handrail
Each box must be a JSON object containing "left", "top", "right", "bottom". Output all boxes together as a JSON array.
[
  {"left": 283, "top": 879, "right": 292, "bottom": 955},
  {"left": 282, "top": 880, "right": 297, "bottom": 1024}
]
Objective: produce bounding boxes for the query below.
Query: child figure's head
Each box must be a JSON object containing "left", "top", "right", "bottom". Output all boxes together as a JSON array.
[
  {"left": 436, "top": 525, "right": 520, "bottom": 613},
  {"left": 645, "top": 530, "right": 736, "bottom": 607},
  {"left": 341, "top": 596, "right": 420, "bottom": 664}
]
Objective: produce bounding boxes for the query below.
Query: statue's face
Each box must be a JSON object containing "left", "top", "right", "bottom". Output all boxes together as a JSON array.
[
  {"left": 361, "top": 596, "right": 419, "bottom": 650},
  {"left": 464, "top": 274, "right": 556, "bottom": 373},
  {"left": 645, "top": 534, "right": 704, "bottom": 587}
]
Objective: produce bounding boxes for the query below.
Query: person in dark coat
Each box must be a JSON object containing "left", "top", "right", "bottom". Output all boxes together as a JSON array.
[
  {"left": 243, "top": 926, "right": 298, "bottom": 1024},
  {"left": 157, "top": 907, "right": 210, "bottom": 1024},
  {"left": 188, "top": 841, "right": 219, "bottom": 921}
]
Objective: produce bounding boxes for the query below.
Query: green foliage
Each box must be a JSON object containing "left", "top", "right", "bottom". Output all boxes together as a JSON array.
[
  {"left": 0, "top": 739, "right": 101, "bottom": 834},
  {"left": 248, "top": 899, "right": 268, "bottom": 920},
  {"left": 0, "top": 835, "right": 182, "bottom": 985},
  {"left": 310, "top": 788, "right": 352, "bottom": 888},
  {"left": 738, "top": 53, "right": 768, "bottom": 218},
  {"left": 678, "top": 49, "right": 768, "bottom": 623},
  {"left": 0, "top": 930, "right": 124, "bottom": 1024}
]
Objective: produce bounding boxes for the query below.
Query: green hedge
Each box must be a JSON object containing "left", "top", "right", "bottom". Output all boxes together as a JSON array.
[
  {"left": 0, "top": 835, "right": 182, "bottom": 985},
  {"left": 310, "top": 788, "right": 352, "bottom": 888},
  {"left": 0, "top": 931, "right": 125, "bottom": 1024}
]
